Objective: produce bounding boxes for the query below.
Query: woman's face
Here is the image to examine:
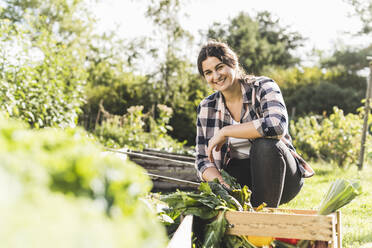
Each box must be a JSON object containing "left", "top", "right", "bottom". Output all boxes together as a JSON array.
[{"left": 201, "top": 56, "right": 238, "bottom": 92}]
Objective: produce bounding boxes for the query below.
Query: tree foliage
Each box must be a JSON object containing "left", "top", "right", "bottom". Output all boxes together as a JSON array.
[
  {"left": 0, "top": 17, "right": 87, "bottom": 128},
  {"left": 205, "top": 11, "right": 305, "bottom": 75},
  {"left": 265, "top": 65, "right": 366, "bottom": 117},
  {"left": 345, "top": 0, "right": 372, "bottom": 34},
  {"left": 0, "top": 0, "right": 93, "bottom": 128}
]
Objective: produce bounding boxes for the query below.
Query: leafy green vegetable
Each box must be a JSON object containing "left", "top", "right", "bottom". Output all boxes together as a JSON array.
[
  {"left": 209, "top": 180, "right": 244, "bottom": 211},
  {"left": 231, "top": 185, "right": 253, "bottom": 211},
  {"left": 183, "top": 206, "right": 219, "bottom": 220},
  {"left": 221, "top": 169, "right": 241, "bottom": 189},
  {"left": 202, "top": 210, "right": 228, "bottom": 248},
  {"left": 222, "top": 235, "right": 257, "bottom": 248},
  {"left": 318, "top": 179, "right": 362, "bottom": 215},
  {"left": 157, "top": 171, "right": 257, "bottom": 247}
]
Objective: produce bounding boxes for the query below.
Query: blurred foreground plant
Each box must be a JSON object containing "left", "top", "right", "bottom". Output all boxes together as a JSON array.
[{"left": 0, "top": 114, "right": 167, "bottom": 247}]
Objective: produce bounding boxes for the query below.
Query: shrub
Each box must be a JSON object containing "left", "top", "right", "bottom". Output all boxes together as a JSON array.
[
  {"left": 290, "top": 106, "right": 372, "bottom": 167},
  {"left": 94, "top": 104, "right": 188, "bottom": 153},
  {"left": 0, "top": 17, "right": 87, "bottom": 128}
]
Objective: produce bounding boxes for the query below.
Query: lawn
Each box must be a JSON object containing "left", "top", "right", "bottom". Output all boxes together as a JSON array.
[{"left": 281, "top": 162, "right": 372, "bottom": 248}]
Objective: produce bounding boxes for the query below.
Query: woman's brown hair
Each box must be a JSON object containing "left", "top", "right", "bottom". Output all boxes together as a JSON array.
[{"left": 197, "top": 40, "right": 246, "bottom": 78}]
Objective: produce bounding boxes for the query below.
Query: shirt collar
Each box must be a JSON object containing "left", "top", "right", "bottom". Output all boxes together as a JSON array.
[{"left": 215, "top": 78, "right": 254, "bottom": 115}]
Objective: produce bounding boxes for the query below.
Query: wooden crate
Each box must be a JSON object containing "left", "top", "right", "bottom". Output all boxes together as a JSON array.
[
  {"left": 225, "top": 208, "right": 342, "bottom": 248},
  {"left": 167, "top": 209, "right": 342, "bottom": 248}
]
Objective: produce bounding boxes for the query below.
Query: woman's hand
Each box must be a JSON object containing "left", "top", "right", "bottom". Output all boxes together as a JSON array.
[
  {"left": 201, "top": 167, "right": 230, "bottom": 189},
  {"left": 207, "top": 128, "right": 227, "bottom": 163}
]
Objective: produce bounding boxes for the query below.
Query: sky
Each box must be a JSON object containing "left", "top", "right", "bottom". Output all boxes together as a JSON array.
[{"left": 91, "top": 0, "right": 366, "bottom": 67}]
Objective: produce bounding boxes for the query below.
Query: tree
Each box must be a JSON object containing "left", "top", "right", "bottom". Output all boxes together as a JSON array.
[
  {"left": 205, "top": 11, "right": 305, "bottom": 75},
  {"left": 144, "top": 0, "right": 194, "bottom": 105},
  {"left": 345, "top": 0, "right": 372, "bottom": 34},
  {"left": 0, "top": 2, "right": 90, "bottom": 127}
]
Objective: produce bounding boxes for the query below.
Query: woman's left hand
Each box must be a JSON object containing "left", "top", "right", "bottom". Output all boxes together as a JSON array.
[{"left": 207, "top": 128, "right": 227, "bottom": 163}]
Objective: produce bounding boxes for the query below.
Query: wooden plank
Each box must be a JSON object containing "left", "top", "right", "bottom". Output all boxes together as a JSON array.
[
  {"left": 265, "top": 208, "right": 318, "bottom": 215},
  {"left": 167, "top": 215, "right": 193, "bottom": 248},
  {"left": 143, "top": 149, "right": 195, "bottom": 162},
  {"left": 225, "top": 211, "right": 335, "bottom": 241},
  {"left": 336, "top": 211, "right": 342, "bottom": 248}
]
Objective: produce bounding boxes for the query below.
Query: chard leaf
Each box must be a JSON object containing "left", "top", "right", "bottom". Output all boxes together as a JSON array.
[
  {"left": 182, "top": 206, "right": 219, "bottom": 220},
  {"left": 160, "top": 191, "right": 202, "bottom": 209},
  {"left": 202, "top": 210, "right": 228, "bottom": 248},
  {"left": 197, "top": 194, "right": 223, "bottom": 209},
  {"left": 231, "top": 185, "right": 253, "bottom": 211},
  {"left": 221, "top": 170, "right": 241, "bottom": 189},
  {"left": 199, "top": 182, "right": 212, "bottom": 194},
  {"left": 209, "top": 181, "right": 243, "bottom": 211}
]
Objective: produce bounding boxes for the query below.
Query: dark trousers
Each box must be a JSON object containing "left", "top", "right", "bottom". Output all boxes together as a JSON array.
[{"left": 224, "top": 138, "right": 304, "bottom": 208}]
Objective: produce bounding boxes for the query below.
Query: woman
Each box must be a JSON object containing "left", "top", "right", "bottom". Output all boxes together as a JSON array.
[{"left": 195, "top": 41, "right": 314, "bottom": 208}]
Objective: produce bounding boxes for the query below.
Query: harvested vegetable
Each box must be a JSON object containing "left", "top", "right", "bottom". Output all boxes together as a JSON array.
[
  {"left": 297, "top": 178, "right": 362, "bottom": 248},
  {"left": 317, "top": 178, "right": 362, "bottom": 215},
  {"left": 244, "top": 235, "right": 273, "bottom": 247},
  {"left": 159, "top": 170, "right": 256, "bottom": 247},
  {"left": 274, "top": 238, "right": 299, "bottom": 245},
  {"left": 157, "top": 174, "right": 361, "bottom": 248}
]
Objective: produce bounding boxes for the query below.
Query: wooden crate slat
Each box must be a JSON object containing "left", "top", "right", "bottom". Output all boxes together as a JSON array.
[
  {"left": 167, "top": 215, "right": 193, "bottom": 248},
  {"left": 225, "top": 211, "right": 335, "bottom": 241}
]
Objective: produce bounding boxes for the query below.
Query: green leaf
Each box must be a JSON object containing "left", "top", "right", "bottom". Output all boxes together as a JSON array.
[
  {"left": 209, "top": 181, "right": 243, "bottom": 211},
  {"left": 221, "top": 170, "right": 241, "bottom": 189},
  {"left": 183, "top": 206, "right": 219, "bottom": 220},
  {"left": 318, "top": 179, "right": 362, "bottom": 215},
  {"left": 199, "top": 182, "right": 212, "bottom": 194},
  {"left": 202, "top": 210, "right": 228, "bottom": 248}
]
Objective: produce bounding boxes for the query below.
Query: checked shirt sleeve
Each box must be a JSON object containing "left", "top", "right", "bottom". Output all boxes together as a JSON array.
[
  {"left": 195, "top": 104, "right": 217, "bottom": 180},
  {"left": 251, "top": 78, "right": 289, "bottom": 138}
]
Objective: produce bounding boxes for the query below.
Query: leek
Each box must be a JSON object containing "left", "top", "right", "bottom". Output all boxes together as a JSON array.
[{"left": 317, "top": 179, "right": 362, "bottom": 215}]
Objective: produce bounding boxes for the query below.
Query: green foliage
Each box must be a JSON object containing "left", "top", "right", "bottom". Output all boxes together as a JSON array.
[
  {"left": 320, "top": 45, "right": 372, "bottom": 72},
  {"left": 290, "top": 106, "right": 372, "bottom": 167},
  {"left": 0, "top": 114, "right": 167, "bottom": 247},
  {"left": 265, "top": 65, "right": 366, "bottom": 117},
  {"left": 81, "top": 71, "right": 149, "bottom": 130},
  {"left": 317, "top": 179, "right": 362, "bottom": 215},
  {"left": 0, "top": 1, "right": 90, "bottom": 128},
  {"left": 94, "top": 104, "right": 187, "bottom": 152},
  {"left": 206, "top": 11, "right": 304, "bottom": 74},
  {"left": 202, "top": 210, "right": 228, "bottom": 248},
  {"left": 345, "top": 0, "right": 372, "bottom": 34},
  {"left": 156, "top": 171, "right": 255, "bottom": 247}
]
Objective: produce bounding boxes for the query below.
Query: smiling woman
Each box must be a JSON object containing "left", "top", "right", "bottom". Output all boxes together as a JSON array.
[{"left": 195, "top": 41, "right": 314, "bottom": 208}]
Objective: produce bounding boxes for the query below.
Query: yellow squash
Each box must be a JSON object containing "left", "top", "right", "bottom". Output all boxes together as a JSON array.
[{"left": 245, "top": 235, "right": 273, "bottom": 247}]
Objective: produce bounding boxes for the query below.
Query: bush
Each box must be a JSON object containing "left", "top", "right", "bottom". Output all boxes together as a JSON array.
[
  {"left": 0, "top": 115, "right": 167, "bottom": 247},
  {"left": 265, "top": 66, "right": 365, "bottom": 117},
  {"left": 94, "top": 104, "right": 188, "bottom": 153},
  {"left": 290, "top": 106, "right": 372, "bottom": 167},
  {"left": 0, "top": 16, "right": 87, "bottom": 128}
]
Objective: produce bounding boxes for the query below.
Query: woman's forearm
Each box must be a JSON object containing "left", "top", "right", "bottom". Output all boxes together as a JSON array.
[
  {"left": 202, "top": 166, "right": 223, "bottom": 181},
  {"left": 221, "top": 121, "right": 262, "bottom": 139}
]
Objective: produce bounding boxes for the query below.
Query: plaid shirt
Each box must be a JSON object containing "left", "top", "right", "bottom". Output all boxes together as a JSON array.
[{"left": 195, "top": 76, "right": 309, "bottom": 180}]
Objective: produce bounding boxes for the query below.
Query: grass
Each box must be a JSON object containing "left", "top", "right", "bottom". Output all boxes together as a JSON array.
[{"left": 281, "top": 161, "right": 372, "bottom": 248}]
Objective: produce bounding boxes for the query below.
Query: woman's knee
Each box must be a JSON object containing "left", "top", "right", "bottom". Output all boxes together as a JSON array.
[{"left": 251, "top": 138, "right": 281, "bottom": 158}]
